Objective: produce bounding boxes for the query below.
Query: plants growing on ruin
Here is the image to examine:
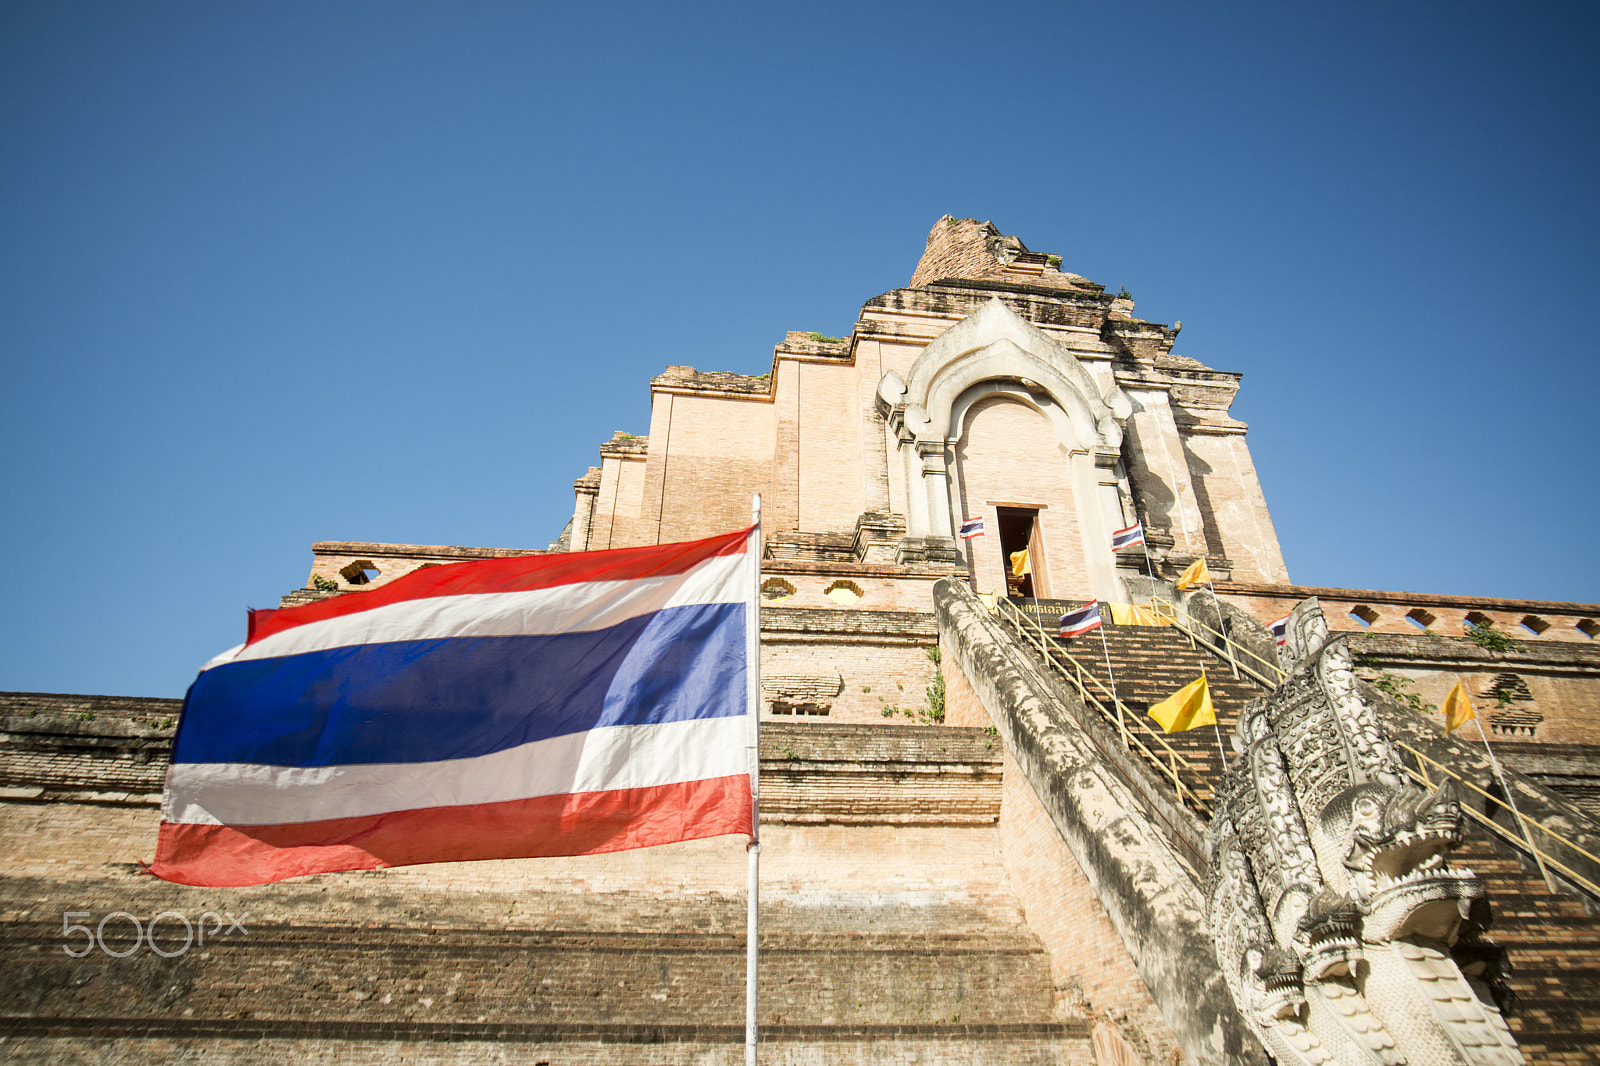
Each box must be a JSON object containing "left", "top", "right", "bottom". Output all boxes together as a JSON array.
[
  {"left": 807, "top": 332, "right": 845, "bottom": 344},
  {"left": 312, "top": 574, "right": 339, "bottom": 592},
  {"left": 1464, "top": 620, "right": 1516, "bottom": 652},
  {"left": 1364, "top": 671, "right": 1434, "bottom": 714}
]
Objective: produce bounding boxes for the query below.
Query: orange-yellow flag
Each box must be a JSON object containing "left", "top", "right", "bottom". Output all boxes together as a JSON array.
[
  {"left": 1009, "top": 548, "right": 1031, "bottom": 578},
  {"left": 1176, "top": 558, "right": 1211, "bottom": 590},
  {"left": 1442, "top": 679, "right": 1476, "bottom": 734},
  {"left": 1148, "top": 674, "right": 1215, "bottom": 733}
]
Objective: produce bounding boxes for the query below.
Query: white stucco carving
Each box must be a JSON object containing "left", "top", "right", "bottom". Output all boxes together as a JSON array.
[{"left": 878, "top": 298, "right": 1133, "bottom": 598}]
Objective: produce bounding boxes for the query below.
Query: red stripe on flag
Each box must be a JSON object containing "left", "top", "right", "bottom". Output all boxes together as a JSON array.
[
  {"left": 248, "top": 525, "right": 753, "bottom": 646},
  {"left": 148, "top": 775, "right": 753, "bottom": 887}
]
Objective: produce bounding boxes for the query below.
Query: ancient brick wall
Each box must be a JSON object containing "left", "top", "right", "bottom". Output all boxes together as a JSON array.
[
  {"left": 759, "top": 610, "right": 938, "bottom": 723},
  {"left": 795, "top": 359, "right": 868, "bottom": 533},
  {"left": 995, "top": 746, "right": 1182, "bottom": 1064},
  {"left": 649, "top": 389, "right": 776, "bottom": 546},
  {"left": 305, "top": 541, "right": 546, "bottom": 593},
  {"left": 0, "top": 717, "right": 1096, "bottom": 1064},
  {"left": 1180, "top": 432, "right": 1288, "bottom": 584},
  {"left": 1220, "top": 582, "right": 1600, "bottom": 646}
]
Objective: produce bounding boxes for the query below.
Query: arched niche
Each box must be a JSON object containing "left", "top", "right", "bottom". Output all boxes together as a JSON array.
[{"left": 876, "top": 298, "right": 1133, "bottom": 598}]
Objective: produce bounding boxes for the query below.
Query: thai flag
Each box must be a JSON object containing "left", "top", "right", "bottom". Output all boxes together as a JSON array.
[
  {"left": 1111, "top": 523, "right": 1145, "bottom": 551},
  {"left": 1060, "top": 601, "right": 1103, "bottom": 639},
  {"left": 1270, "top": 614, "right": 1290, "bottom": 646},
  {"left": 958, "top": 516, "right": 986, "bottom": 539},
  {"left": 150, "top": 526, "right": 757, "bottom": 887}
]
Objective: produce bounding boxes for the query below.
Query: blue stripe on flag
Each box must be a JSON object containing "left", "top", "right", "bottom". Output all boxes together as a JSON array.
[{"left": 173, "top": 602, "right": 746, "bottom": 767}]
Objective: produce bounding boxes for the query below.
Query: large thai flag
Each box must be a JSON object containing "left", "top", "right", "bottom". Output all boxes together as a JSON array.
[{"left": 149, "top": 526, "right": 758, "bottom": 887}]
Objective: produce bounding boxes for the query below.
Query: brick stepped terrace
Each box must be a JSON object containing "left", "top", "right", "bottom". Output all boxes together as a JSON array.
[
  {"left": 0, "top": 714, "right": 1089, "bottom": 1064},
  {"left": 1452, "top": 829, "right": 1600, "bottom": 1064},
  {"left": 0, "top": 866, "right": 1083, "bottom": 1063}
]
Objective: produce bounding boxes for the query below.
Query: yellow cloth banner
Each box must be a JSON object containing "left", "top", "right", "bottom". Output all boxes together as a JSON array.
[
  {"left": 1176, "top": 558, "right": 1211, "bottom": 590},
  {"left": 1442, "top": 679, "right": 1476, "bottom": 734},
  {"left": 1148, "top": 674, "right": 1215, "bottom": 733},
  {"left": 1108, "top": 603, "right": 1171, "bottom": 627},
  {"left": 1009, "top": 548, "right": 1030, "bottom": 577}
]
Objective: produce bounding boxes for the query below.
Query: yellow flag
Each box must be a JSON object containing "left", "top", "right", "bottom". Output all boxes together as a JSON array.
[
  {"left": 1010, "top": 548, "right": 1031, "bottom": 577},
  {"left": 1176, "top": 558, "right": 1211, "bottom": 590},
  {"left": 1442, "top": 679, "right": 1476, "bottom": 734},
  {"left": 1148, "top": 674, "right": 1215, "bottom": 733}
]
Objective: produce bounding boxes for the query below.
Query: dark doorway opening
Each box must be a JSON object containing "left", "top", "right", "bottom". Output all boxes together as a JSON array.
[{"left": 996, "top": 507, "right": 1038, "bottom": 599}]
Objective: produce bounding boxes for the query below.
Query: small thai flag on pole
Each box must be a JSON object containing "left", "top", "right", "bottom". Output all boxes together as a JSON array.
[
  {"left": 1110, "top": 523, "right": 1145, "bottom": 551},
  {"left": 1060, "top": 601, "right": 1104, "bottom": 639},
  {"left": 1270, "top": 614, "right": 1290, "bottom": 646},
  {"left": 958, "top": 516, "right": 985, "bottom": 539}
]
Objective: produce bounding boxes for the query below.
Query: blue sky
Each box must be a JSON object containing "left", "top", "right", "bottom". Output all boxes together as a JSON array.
[{"left": 3, "top": 1, "right": 1597, "bottom": 697}]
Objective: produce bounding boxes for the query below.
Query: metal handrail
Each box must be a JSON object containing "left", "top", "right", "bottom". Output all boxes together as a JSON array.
[
  {"left": 995, "top": 597, "right": 1212, "bottom": 817},
  {"left": 1396, "top": 741, "right": 1600, "bottom": 901},
  {"left": 1149, "top": 596, "right": 1286, "bottom": 689}
]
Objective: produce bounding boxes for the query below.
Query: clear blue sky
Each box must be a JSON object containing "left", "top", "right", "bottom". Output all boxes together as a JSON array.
[{"left": 3, "top": 2, "right": 1597, "bottom": 697}]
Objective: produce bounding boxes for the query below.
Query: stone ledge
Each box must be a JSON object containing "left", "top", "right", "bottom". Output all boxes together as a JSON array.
[
  {"left": 309, "top": 541, "right": 548, "bottom": 560},
  {"left": 1220, "top": 580, "right": 1600, "bottom": 616},
  {"left": 760, "top": 608, "right": 937, "bottom": 639},
  {"left": 761, "top": 559, "right": 964, "bottom": 579},
  {"left": 1349, "top": 631, "right": 1600, "bottom": 671},
  {"left": 0, "top": 1016, "right": 1090, "bottom": 1044}
]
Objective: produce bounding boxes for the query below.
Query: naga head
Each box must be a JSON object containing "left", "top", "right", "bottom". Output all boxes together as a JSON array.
[{"left": 1324, "top": 779, "right": 1481, "bottom": 943}]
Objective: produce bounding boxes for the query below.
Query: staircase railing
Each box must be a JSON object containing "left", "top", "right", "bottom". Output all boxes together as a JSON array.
[
  {"left": 994, "top": 596, "right": 1212, "bottom": 819},
  {"left": 1148, "top": 596, "right": 1286, "bottom": 689},
  {"left": 1396, "top": 741, "right": 1600, "bottom": 901}
]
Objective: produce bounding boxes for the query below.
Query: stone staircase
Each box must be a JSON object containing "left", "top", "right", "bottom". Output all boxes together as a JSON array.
[
  {"left": 1014, "top": 617, "right": 1600, "bottom": 1064},
  {"left": 1052, "top": 621, "right": 1267, "bottom": 812}
]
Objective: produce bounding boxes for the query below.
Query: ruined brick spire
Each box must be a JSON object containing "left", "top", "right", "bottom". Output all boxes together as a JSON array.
[{"left": 908, "top": 216, "right": 1102, "bottom": 294}]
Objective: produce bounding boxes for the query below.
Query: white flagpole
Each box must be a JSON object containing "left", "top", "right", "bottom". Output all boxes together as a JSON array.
[
  {"left": 1204, "top": 665, "right": 1228, "bottom": 763},
  {"left": 1138, "top": 528, "right": 1156, "bottom": 597},
  {"left": 1457, "top": 673, "right": 1555, "bottom": 893},
  {"left": 1204, "top": 573, "right": 1238, "bottom": 679},
  {"left": 1092, "top": 605, "right": 1127, "bottom": 744},
  {"left": 745, "top": 494, "right": 762, "bottom": 1066}
]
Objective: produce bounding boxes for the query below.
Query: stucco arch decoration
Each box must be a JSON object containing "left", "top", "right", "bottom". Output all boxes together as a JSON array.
[{"left": 876, "top": 298, "right": 1134, "bottom": 563}]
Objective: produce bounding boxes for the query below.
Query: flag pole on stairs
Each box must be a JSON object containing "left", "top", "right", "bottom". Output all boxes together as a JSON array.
[
  {"left": 746, "top": 494, "right": 762, "bottom": 1066},
  {"left": 1093, "top": 605, "right": 1128, "bottom": 744}
]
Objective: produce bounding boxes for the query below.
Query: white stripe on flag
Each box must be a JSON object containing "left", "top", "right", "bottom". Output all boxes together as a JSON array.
[
  {"left": 230, "top": 553, "right": 747, "bottom": 667},
  {"left": 164, "top": 715, "right": 748, "bottom": 826}
]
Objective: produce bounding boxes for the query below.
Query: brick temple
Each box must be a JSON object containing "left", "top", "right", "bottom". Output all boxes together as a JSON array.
[{"left": 4, "top": 218, "right": 1599, "bottom": 1064}]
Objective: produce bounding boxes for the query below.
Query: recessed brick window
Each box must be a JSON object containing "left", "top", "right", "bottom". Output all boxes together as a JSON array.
[
  {"left": 761, "top": 578, "right": 796, "bottom": 603},
  {"left": 1348, "top": 605, "right": 1379, "bottom": 627},
  {"left": 1465, "top": 611, "right": 1494, "bottom": 629},
  {"left": 1405, "top": 608, "right": 1436, "bottom": 630},
  {"left": 1520, "top": 615, "right": 1551, "bottom": 636},
  {"left": 339, "top": 560, "right": 381, "bottom": 585},
  {"left": 1578, "top": 619, "right": 1600, "bottom": 639},
  {"left": 824, "top": 580, "right": 864, "bottom": 605}
]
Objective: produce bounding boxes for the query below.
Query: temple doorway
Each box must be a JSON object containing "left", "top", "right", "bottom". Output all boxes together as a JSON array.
[{"left": 996, "top": 507, "right": 1042, "bottom": 599}]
